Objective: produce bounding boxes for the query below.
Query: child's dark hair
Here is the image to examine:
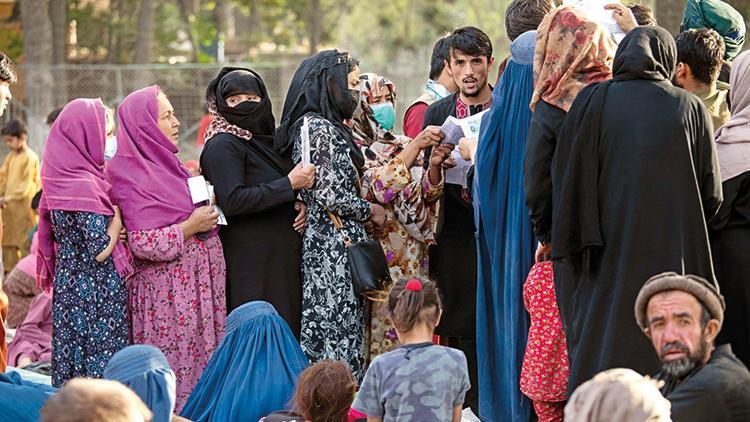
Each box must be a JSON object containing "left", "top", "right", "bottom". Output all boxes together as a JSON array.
[
  {"left": 293, "top": 360, "right": 356, "bottom": 422},
  {"left": 1, "top": 119, "right": 27, "bottom": 138},
  {"left": 388, "top": 277, "right": 442, "bottom": 333}
]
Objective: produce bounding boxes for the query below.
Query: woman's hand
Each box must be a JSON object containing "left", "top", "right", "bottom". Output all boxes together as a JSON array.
[
  {"left": 605, "top": 3, "right": 638, "bottom": 33},
  {"left": 428, "top": 144, "right": 455, "bottom": 185},
  {"left": 179, "top": 205, "right": 219, "bottom": 240},
  {"left": 108, "top": 206, "right": 124, "bottom": 239},
  {"left": 412, "top": 126, "right": 444, "bottom": 150},
  {"left": 293, "top": 202, "right": 307, "bottom": 234},
  {"left": 288, "top": 163, "right": 316, "bottom": 190},
  {"left": 430, "top": 144, "right": 455, "bottom": 168},
  {"left": 119, "top": 227, "right": 127, "bottom": 244},
  {"left": 190, "top": 206, "right": 220, "bottom": 233},
  {"left": 369, "top": 203, "right": 386, "bottom": 228},
  {"left": 535, "top": 242, "right": 551, "bottom": 263},
  {"left": 96, "top": 206, "right": 123, "bottom": 262}
]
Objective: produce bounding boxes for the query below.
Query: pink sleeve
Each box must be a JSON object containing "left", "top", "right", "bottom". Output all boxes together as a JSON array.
[
  {"left": 127, "top": 225, "right": 185, "bottom": 263},
  {"left": 403, "top": 102, "right": 428, "bottom": 139}
]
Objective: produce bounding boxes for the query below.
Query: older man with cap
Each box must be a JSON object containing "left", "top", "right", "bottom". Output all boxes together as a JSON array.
[{"left": 635, "top": 272, "right": 750, "bottom": 421}]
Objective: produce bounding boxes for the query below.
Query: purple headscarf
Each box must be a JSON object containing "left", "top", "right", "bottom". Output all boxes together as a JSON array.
[
  {"left": 106, "top": 85, "right": 196, "bottom": 232},
  {"left": 37, "top": 98, "right": 133, "bottom": 290}
]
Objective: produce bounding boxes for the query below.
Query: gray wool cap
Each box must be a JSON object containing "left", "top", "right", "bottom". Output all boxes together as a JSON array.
[{"left": 634, "top": 272, "right": 725, "bottom": 331}]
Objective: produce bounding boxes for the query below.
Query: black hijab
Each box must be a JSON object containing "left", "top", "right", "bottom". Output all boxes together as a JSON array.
[
  {"left": 274, "top": 50, "right": 363, "bottom": 170},
  {"left": 613, "top": 26, "right": 677, "bottom": 82},
  {"left": 206, "top": 67, "right": 276, "bottom": 136},
  {"left": 551, "top": 26, "right": 678, "bottom": 272}
]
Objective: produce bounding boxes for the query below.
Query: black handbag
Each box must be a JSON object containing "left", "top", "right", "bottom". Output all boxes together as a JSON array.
[{"left": 328, "top": 211, "right": 391, "bottom": 297}]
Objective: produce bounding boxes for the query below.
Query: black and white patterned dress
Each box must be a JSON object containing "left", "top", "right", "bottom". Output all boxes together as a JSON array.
[{"left": 293, "top": 114, "right": 371, "bottom": 379}]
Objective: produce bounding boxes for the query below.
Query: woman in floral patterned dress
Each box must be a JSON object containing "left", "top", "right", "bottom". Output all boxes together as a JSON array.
[
  {"left": 106, "top": 86, "right": 226, "bottom": 411},
  {"left": 37, "top": 99, "right": 133, "bottom": 386},
  {"left": 274, "top": 50, "right": 386, "bottom": 380},
  {"left": 351, "top": 73, "right": 453, "bottom": 358}
]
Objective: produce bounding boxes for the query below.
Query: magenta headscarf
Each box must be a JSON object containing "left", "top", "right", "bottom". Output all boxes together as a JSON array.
[
  {"left": 37, "top": 98, "right": 134, "bottom": 291},
  {"left": 14, "top": 232, "right": 38, "bottom": 277},
  {"left": 105, "top": 85, "right": 196, "bottom": 232}
]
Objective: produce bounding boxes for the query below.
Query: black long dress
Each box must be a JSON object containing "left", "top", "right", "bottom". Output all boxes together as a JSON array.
[
  {"left": 710, "top": 171, "right": 750, "bottom": 368},
  {"left": 551, "top": 27, "right": 723, "bottom": 394},
  {"left": 200, "top": 133, "right": 302, "bottom": 336}
]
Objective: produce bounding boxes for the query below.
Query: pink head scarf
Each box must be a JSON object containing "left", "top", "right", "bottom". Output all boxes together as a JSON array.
[
  {"left": 37, "top": 98, "right": 134, "bottom": 290},
  {"left": 105, "top": 86, "right": 197, "bottom": 232},
  {"left": 715, "top": 50, "right": 750, "bottom": 182},
  {"left": 14, "top": 232, "right": 38, "bottom": 277}
]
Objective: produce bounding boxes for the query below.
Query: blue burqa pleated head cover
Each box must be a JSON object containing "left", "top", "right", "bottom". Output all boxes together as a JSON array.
[
  {"left": 474, "top": 30, "right": 537, "bottom": 422},
  {"left": 103, "top": 345, "right": 176, "bottom": 422},
  {"left": 180, "top": 301, "right": 309, "bottom": 422},
  {"left": 0, "top": 371, "right": 57, "bottom": 422}
]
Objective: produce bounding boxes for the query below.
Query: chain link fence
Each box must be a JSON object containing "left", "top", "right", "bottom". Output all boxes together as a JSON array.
[{"left": 2, "top": 60, "right": 429, "bottom": 161}]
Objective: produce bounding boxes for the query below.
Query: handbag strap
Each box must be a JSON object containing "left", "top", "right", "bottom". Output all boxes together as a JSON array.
[{"left": 328, "top": 211, "right": 352, "bottom": 247}]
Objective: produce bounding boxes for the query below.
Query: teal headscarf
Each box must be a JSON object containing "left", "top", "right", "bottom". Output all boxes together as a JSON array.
[{"left": 681, "top": 0, "right": 746, "bottom": 60}]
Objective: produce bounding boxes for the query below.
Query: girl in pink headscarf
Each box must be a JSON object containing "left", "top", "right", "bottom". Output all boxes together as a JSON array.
[
  {"left": 105, "top": 86, "right": 226, "bottom": 411},
  {"left": 38, "top": 98, "right": 132, "bottom": 387}
]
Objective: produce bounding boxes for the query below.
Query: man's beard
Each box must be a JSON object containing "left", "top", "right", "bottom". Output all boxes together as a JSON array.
[
  {"left": 460, "top": 76, "right": 485, "bottom": 98},
  {"left": 660, "top": 336, "right": 708, "bottom": 379}
]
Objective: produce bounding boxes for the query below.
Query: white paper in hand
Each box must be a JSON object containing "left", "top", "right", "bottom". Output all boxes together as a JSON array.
[
  {"left": 188, "top": 176, "right": 211, "bottom": 204},
  {"left": 458, "top": 109, "right": 489, "bottom": 139},
  {"left": 301, "top": 116, "right": 311, "bottom": 166},
  {"left": 206, "top": 184, "right": 228, "bottom": 225},
  {"left": 440, "top": 116, "right": 465, "bottom": 146},
  {"left": 564, "top": 0, "right": 627, "bottom": 43}
]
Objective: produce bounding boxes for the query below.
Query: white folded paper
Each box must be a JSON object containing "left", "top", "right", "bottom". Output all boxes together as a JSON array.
[
  {"left": 301, "top": 116, "right": 311, "bottom": 166},
  {"left": 564, "top": 0, "right": 627, "bottom": 43},
  {"left": 188, "top": 176, "right": 228, "bottom": 226}
]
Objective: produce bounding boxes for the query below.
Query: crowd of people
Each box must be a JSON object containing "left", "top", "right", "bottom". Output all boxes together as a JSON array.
[{"left": 0, "top": 0, "right": 749, "bottom": 421}]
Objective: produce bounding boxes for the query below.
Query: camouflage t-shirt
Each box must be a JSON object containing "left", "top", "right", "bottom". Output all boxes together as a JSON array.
[{"left": 352, "top": 342, "right": 470, "bottom": 421}]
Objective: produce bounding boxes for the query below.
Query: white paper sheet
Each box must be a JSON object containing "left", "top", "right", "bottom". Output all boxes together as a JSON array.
[
  {"left": 301, "top": 116, "right": 311, "bottom": 166},
  {"left": 206, "top": 184, "right": 228, "bottom": 225},
  {"left": 564, "top": 0, "right": 627, "bottom": 43},
  {"left": 440, "top": 116, "right": 465, "bottom": 146},
  {"left": 445, "top": 149, "right": 473, "bottom": 188},
  {"left": 188, "top": 175, "right": 210, "bottom": 204}
]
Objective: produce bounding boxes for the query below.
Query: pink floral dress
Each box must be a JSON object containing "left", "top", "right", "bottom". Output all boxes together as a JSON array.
[
  {"left": 127, "top": 225, "right": 226, "bottom": 412},
  {"left": 520, "top": 261, "right": 569, "bottom": 416}
]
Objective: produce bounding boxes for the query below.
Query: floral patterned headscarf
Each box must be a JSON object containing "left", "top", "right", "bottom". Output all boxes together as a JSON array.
[
  {"left": 351, "top": 73, "right": 399, "bottom": 147},
  {"left": 530, "top": 5, "right": 617, "bottom": 112},
  {"left": 353, "top": 73, "right": 435, "bottom": 244}
]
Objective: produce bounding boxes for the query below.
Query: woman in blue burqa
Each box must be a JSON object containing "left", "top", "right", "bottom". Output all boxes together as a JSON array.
[
  {"left": 180, "top": 301, "right": 308, "bottom": 421},
  {"left": 474, "top": 30, "right": 536, "bottom": 421}
]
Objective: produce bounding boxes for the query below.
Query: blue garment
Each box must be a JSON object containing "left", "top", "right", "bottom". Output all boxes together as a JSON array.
[
  {"left": 475, "top": 30, "right": 537, "bottom": 421},
  {"left": 0, "top": 371, "right": 57, "bottom": 422},
  {"left": 50, "top": 210, "right": 129, "bottom": 387},
  {"left": 104, "top": 345, "right": 176, "bottom": 422},
  {"left": 181, "top": 301, "right": 309, "bottom": 422}
]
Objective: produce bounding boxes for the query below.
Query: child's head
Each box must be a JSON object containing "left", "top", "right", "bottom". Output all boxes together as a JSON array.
[
  {"left": 1, "top": 119, "right": 27, "bottom": 151},
  {"left": 387, "top": 277, "right": 443, "bottom": 334},
  {"left": 293, "top": 360, "right": 356, "bottom": 422}
]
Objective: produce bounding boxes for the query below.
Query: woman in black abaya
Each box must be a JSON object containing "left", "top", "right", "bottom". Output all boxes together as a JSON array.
[
  {"left": 551, "top": 27, "right": 722, "bottom": 393},
  {"left": 200, "top": 67, "right": 315, "bottom": 337},
  {"left": 275, "top": 50, "right": 386, "bottom": 380}
]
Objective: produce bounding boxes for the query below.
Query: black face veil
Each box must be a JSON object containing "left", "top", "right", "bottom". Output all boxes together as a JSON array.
[
  {"left": 206, "top": 67, "right": 276, "bottom": 136},
  {"left": 274, "top": 50, "right": 364, "bottom": 170}
]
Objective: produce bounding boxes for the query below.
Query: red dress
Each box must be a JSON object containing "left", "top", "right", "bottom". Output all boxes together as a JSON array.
[{"left": 520, "top": 261, "right": 569, "bottom": 403}]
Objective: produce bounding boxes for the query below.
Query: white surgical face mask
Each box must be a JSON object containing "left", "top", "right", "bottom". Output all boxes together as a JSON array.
[{"left": 105, "top": 135, "right": 117, "bottom": 161}]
